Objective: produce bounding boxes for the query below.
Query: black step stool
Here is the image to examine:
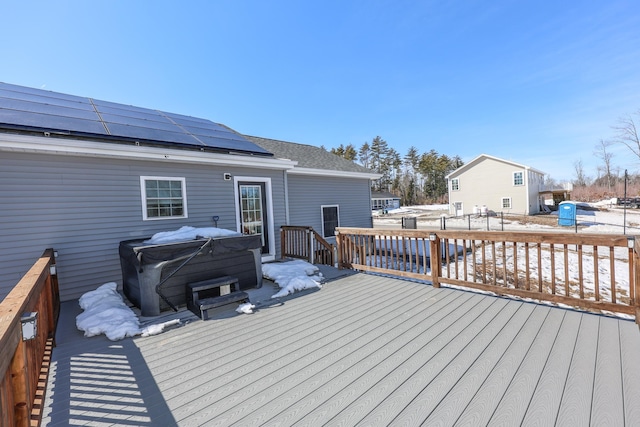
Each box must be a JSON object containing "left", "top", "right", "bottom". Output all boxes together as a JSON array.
[{"left": 186, "top": 276, "right": 250, "bottom": 320}]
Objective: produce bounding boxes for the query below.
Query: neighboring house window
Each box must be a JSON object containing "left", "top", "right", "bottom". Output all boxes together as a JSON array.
[
  {"left": 141, "top": 176, "right": 187, "bottom": 220},
  {"left": 322, "top": 205, "right": 339, "bottom": 238},
  {"left": 372, "top": 199, "right": 393, "bottom": 210},
  {"left": 513, "top": 171, "right": 524, "bottom": 186},
  {"left": 451, "top": 178, "right": 459, "bottom": 191},
  {"left": 502, "top": 197, "right": 512, "bottom": 209}
]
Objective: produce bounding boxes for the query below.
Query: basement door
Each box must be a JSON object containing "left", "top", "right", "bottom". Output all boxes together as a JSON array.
[
  {"left": 238, "top": 181, "right": 270, "bottom": 254},
  {"left": 454, "top": 202, "right": 463, "bottom": 216}
]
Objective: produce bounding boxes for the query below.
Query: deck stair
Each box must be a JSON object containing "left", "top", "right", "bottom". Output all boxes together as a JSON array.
[{"left": 186, "top": 276, "right": 249, "bottom": 320}]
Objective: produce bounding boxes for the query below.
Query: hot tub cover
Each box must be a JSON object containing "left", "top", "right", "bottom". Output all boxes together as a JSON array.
[{"left": 120, "top": 233, "right": 261, "bottom": 268}]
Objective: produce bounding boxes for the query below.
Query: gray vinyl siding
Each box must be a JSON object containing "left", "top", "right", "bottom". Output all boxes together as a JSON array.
[
  {"left": 1, "top": 151, "right": 286, "bottom": 302},
  {"left": 286, "top": 174, "right": 373, "bottom": 236}
]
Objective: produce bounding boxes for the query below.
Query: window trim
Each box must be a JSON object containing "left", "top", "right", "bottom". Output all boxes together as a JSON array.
[
  {"left": 140, "top": 176, "right": 188, "bottom": 221},
  {"left": 321, "top": 204, "right": 340, "bottom": 238},
  {"left": 513, "top": 171, "right": 524, "bottom": 186},
  {"left": 501, "top": 197, "right": 512, "bottom": 209},
  {"left": 451, "top": 178, "right": 460, "bottom": 191}
]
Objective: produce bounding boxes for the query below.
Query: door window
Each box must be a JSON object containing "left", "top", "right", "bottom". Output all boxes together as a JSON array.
[{"left": 239, "top": 183, "right": 269, "bottom": 253}]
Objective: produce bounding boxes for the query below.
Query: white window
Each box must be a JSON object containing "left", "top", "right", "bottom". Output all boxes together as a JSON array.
[
  {"left": 321, "top": 205, "right": 339, "bottom": 238},
  {"left": 451, "top": 178, "right": 459, "bottom": 191},
  {"left": 513, "top": 171, "right": 524, "bottom": 186},
  {"left": 140, "top": 176, "right": 187, "bottom": 220},
  {"left": 502, "top": 197, "right": 512, "bottom": 209}
]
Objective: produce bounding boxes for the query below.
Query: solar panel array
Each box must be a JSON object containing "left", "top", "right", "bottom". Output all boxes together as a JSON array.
[{"left": 0, "top": 82, "right": 272, "bottom": 156}]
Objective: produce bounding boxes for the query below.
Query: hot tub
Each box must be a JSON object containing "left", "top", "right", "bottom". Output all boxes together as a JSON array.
[{"left": 119, "top": 234, "right": 262, "bottom": 316}]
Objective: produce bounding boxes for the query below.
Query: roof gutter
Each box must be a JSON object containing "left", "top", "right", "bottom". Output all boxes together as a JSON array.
[
  {"left": 288, "top": 166, "right": 381, "bottom": 180},
  {"left": 0, "top": 133, "right": 297, "bottom": 170}
]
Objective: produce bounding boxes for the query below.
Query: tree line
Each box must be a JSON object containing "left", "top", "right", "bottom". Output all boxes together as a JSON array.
[
  {"left": 323, "top": 109, "right": 640, "bottom": 206},
  {"left": 325, "top": 136, "right": 463, "bottom": 205}
]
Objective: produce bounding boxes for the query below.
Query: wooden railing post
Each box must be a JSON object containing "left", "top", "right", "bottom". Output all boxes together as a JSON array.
[
  {"left": 280, "top": 227, "right": 285, "bottom": 260},
  {"left": 335, "top": 230, "right": 343, "bottom": 269},
  {"left": 309, "top": 229, "right": 314, "bottom": 264},
  {"left": 429, "top": 233, "right": 441, "bottom": 288}
]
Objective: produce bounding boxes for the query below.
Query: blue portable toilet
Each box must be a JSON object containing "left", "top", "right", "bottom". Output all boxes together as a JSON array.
[{"left": 558, "top": 201, "right": 577, "bottom": 226}]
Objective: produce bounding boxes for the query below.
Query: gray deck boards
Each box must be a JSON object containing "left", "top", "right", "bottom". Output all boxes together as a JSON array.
[{"left": 41, "top": 272, "right": 640, "bottom": 426}]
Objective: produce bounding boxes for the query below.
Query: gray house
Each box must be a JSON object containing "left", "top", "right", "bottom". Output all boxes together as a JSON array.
[{"left": 0, "top": 82, "right": 378, "bottom": 303}]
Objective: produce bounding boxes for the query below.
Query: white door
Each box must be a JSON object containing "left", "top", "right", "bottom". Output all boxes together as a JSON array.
[
  {"left": 454, "top": 202, "right": 463, "bottom": 216},
  {"left": 238, "top": 182, "right": 269, "bottom": 253}
]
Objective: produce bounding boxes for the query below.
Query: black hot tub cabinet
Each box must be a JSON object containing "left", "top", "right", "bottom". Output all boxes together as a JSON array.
[{"left": 119, "top": 234, "right": 262, "bottom": 316}]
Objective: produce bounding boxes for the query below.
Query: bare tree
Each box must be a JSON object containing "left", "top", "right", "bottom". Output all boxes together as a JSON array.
[
  {"left": 612, "top": 110, "right": 640, "bottom": 159},
  {"left": 573, "top": 159, "right": 589, "bottom": 187},
  {"left": 594, "top": 139, "right": 615, "bottom": 190}
]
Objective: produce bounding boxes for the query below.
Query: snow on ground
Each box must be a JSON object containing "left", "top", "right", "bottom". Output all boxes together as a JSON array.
[
  {"left": 76, "top": 282, "right": 185, "bottom": 340},
  {"left": 374, "top": 201, "right": 640, "bottom": 235},
  {"left": 76, "top": 282, "right": 140, "bottom": 340},
  {"left": 263, "top": 260, "right": 323, "bottom": 298}
]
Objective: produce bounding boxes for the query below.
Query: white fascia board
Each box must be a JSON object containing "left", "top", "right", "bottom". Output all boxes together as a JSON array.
[
  {"left": 445, "top": 153, "right": 546, "bottom": 178},
  {"left": 288, "top": 167, "right": 381, "bottom": 180},
  {"left": 0, "top": 133, "right": 297, "bottom": 170}
]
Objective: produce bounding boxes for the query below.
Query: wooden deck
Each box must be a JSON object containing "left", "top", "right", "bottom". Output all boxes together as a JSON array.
[{"left": 41, "top": 272, "right": 640, "bottom": 426}]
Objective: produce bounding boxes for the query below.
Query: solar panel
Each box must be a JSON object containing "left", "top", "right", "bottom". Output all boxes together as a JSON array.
[
  {"left": 106, "top": 123, "right": 200, "bottom": 145},
  {"left": 0, "top": 88, "right": 95, "bottom": 111},
  {"left": 0, "top": 109, "right": 108, "bottom": 135},
  {"left": 93, "top": 103, "right": 173, "bottom": 123},
  {"left": 0, "top": 82, "right": 273, "bottom": 156},
  {"left": 100, "top": 113, "right": 183, "bottom": 134},
  {"left": 1, "top": 97, "right": 99, "bottom": 121},
  {"left": 0, "top": 82, "right": 87, "bottom": 103},
  {"left": 196, "top": 135, "right": 272, "bottom": 153}
]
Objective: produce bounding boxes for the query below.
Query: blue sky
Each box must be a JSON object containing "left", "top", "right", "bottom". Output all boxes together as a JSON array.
[{"left": 3, "top": 0, "right": 640, "bottom": 181}]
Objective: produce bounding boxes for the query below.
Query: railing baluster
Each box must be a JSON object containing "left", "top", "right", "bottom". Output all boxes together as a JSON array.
[
  {"left": 550, "top": 244, "right": 556, "bottom": 295},
  {"left": 564, "top": 244, "right": 569, "bottom": 297},
  {"left": 578, "top": 244, "right": 584, "bottom": 299},
  {"left": 501, "top": 241, "right": 507, "bottom": 287},
  {"left": 462, "top": 239, "right": 468, "bottom": 281},
  {"left": 513, "top": 242, "right": 518, "bottom": 289},
  {"left": 421, "top": 237, "right": 428, "bottom": 275},
  {"left": 610, "top": 246, "right": 616, "bottom": 304},
  {"left": 480, "top": 239, "right": 496, "bottom": 285},
  {"left": 537, "top": 242, "right": 543, "bottom": 293},
  {"left": 594, "top": 246, "right": 600, "bottom": 302},
  {"left": 471, "top": 240, "right": 477, "bottom": 283},
  {"left": 629, "top": 245, "right": 635, "bottom": 306},
  {"left": 525, "top": 242, "right": 530, "bottom": 291}
]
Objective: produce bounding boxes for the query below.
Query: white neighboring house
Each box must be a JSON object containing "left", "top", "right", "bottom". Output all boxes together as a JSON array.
[{"left": 446, "top": 154, "right": 546, "bottom": 216}]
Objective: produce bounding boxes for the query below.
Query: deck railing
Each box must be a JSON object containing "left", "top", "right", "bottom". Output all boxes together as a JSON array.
[
  {"left": 0, "top": 249, "right": 60, "bottom": 427},
  {"left": 336, "top": 228, "right": 640, "bottom": 323},
  {"left": 281, "top": 226, "right": 335, "bottom": 266}
]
